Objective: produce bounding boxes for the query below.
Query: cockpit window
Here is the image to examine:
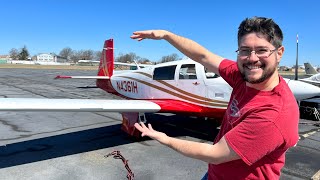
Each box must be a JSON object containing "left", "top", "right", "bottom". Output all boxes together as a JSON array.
[
  {"left": 205, "top": 68, "right": 220, "bottom": 79},
  {"left": 153, "top": 65, "right": 177, "bottom": 80},
  {"left": 179, "top": 64, "right": 197, "bottom": 79}
]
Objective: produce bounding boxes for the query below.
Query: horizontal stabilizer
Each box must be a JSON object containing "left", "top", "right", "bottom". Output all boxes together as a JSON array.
[
  {"left": 0, "top": 98, "right": 161, "bottom": 112},
  {"left": 55, "top": 75, "right": 110, "bottom": 79}
]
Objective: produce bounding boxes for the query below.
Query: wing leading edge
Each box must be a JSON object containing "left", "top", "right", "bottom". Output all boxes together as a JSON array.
[{"left": 0, "top": 98, "right": 161, "bottom": 112}]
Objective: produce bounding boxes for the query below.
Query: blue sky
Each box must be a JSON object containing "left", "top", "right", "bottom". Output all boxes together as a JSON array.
[{"left": 1, "top": 0, "right": 319, "bottom": 66}]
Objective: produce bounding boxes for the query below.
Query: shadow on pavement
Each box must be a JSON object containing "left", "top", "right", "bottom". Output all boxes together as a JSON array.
[{"left": 0, "top": 113, "right": 220, "bottom": 169}]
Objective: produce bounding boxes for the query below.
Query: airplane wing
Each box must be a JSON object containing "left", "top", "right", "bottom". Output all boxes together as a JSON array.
[
  {"left": 299, "top": 73, "right": 320, "bottom": 86},
  {"left": 299, "top": 79, "right": 320, "bottom": 86},
  {"left": 0, "top": 98, "right": 161, "bottom": 112}
]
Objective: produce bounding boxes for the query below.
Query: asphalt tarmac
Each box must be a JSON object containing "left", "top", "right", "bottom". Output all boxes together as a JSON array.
[{"left": 0, "top": 68, "right": 319, "bottom": 180}]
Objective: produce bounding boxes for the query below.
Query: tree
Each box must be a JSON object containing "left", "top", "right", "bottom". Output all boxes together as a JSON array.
[
  {"left": 94, "top": 50, "right": 102, "bottom": 61},
  {"left": 70, "top": 50, "right": 81, "bottom": 63},
  {"left": 116, "top": 52, "right": 140, "bottom": 63},
  {"left": 18, "top": 45, "right": 29, "bottom": 60},
  {"left": 159, "top": 53, "right": 179, "bottom": 63},
  {"left": 9, "top": 48, "right": 19, "bottom": 60},
  {"left": 81, "top": 50, "right": 94, "bottom": 60},
  {"left": 59, "top": 47, "right": 73, "bottom": 61},
  {"left": 138, "top": 58, "right": 152, "bottom": 64}
]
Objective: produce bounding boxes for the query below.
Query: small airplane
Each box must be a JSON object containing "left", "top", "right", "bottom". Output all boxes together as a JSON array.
[
  {"left": 290, "top": 62, "right": 320, "bottom": 87},
  {"left": 114, "top": 61, "right": 152, "bottom": 70},
  {"left": 77, "top": 60, "right": 100, "bottom": 66},
  {"left": 1, "top": 39, "right": 320, "bottom": 137},
  {"left": 304, "top": 62, "right": 318, "bottom": 76}
]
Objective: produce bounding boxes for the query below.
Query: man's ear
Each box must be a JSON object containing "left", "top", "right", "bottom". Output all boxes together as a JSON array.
[{"left": 277, "top": 46, "right": 285, "bottom": 63}]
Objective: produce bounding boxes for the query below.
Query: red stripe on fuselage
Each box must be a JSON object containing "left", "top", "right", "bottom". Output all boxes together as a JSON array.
[{"left": 150, "top": 99, "right": 226, "bottom": 119}]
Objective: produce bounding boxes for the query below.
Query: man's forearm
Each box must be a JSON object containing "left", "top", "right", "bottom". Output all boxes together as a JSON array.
[
  {"left": 163, "top": 31, "right": 223, "bottom": 73},
  {"left": 165, "top": 136, "right": 224, "bottom": 164},
  {"left": 133, "top": 122, "right": 239, "bottom": 164},
  {"left": 163, "top": 32, "right": 208, "bottom": 62}
]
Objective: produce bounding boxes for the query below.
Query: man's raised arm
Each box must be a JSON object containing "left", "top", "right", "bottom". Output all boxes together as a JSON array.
[{"left": 130, "top": 30, "right": 224, "bottom": 75}]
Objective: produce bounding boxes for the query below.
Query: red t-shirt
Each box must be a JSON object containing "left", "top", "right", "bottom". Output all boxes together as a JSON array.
[{"left": 208, "top": 59, "right": 299, "bottom": 180}]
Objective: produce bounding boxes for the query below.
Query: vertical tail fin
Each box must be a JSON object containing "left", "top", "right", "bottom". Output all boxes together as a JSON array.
[
  {"left": 97, "top": 39, "right": 114, "bottom": 77},
  {"left": 304, "top": 62, "right": 318, "bottom": 75}
]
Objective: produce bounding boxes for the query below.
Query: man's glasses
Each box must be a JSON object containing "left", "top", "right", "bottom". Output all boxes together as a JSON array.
[{"left": 236, "top": 48, "right": 277, "bottom": 58}]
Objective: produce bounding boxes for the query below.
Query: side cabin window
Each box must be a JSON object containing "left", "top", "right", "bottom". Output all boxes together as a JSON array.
[
  {"left": 130, "top": 66, "right": 138, "bottom": 70},
  {"left": 130, "top": 66, "right": 147, "bottom": 70},
  {"left": 153, "top": 65, "right": 177, "bottom": 80},
  {"left": 179, "top": 64, "right": 197, "bottom": 79},
  {"left": 205, "top": 68, "right": 220, "bottom": 79}
]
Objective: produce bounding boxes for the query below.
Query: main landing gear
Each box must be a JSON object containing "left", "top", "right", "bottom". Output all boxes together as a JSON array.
[{"left": 121, "top": 112, "right": 147, "bottom": 138}]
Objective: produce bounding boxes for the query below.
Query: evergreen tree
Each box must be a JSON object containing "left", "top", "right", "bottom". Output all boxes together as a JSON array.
[{"left": 19, "top": 46, "right": 29, "bottom": 60}]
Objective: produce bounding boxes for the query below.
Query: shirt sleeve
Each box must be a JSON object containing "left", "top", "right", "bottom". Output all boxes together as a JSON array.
[
  {"left": 218, "top": 59, "right": 242, "bottom": 88},
  {"left": 224, "top": 109, "right": 284, "bottom": 166}
]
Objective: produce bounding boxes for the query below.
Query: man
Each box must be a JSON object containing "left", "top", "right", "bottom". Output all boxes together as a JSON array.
[{"left": 131, "top": 17, "right": 299, "bottom": 180}]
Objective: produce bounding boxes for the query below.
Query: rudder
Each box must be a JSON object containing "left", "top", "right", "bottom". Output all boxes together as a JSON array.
[{"left": 97, "top": 39, "right": 114, "bottom": 77}]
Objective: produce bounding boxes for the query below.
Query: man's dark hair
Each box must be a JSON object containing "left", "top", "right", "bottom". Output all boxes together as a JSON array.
[{"left": 238, "top": 17, "right": 283, "bottom": 48}]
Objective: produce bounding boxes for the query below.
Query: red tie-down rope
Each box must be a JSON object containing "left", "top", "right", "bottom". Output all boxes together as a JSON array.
[{"left": 105, "top": 150, "right": 134, "bottom": 180}]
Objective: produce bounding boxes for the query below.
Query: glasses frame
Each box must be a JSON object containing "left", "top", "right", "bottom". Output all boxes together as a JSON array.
[{"left": 235, "top": 48, "right": 278, "bottom": 58}]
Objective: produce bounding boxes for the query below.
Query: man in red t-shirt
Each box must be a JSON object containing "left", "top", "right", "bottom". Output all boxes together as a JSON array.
[{"left": 131, "top": 16, "right": 299, "bottom": 179}]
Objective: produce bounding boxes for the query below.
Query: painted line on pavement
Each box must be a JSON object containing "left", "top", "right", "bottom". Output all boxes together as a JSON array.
[{"left": 311, "top": 169, "right": 320, "bottom": 180}]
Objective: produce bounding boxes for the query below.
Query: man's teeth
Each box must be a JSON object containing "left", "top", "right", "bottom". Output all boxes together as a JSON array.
[{"left": 247, "top": 65, "right": 261, "bottom": 70}]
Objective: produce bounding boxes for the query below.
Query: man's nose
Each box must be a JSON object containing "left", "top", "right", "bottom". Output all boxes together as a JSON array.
[{"left": 247, "top": 51, "right": 259, "bottom": 61}]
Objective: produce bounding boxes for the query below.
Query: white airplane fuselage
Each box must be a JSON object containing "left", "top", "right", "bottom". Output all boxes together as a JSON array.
[
  {"left": 111, "top": 60, "right": 231, "bottom": 108},
  {"left": 104, "top": 59, "right": 320, "bottom": 116}
]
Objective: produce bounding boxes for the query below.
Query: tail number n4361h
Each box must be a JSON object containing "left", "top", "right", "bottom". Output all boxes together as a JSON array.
[{"left": 116, "top": 80, "right": 138, "bottom": 93}]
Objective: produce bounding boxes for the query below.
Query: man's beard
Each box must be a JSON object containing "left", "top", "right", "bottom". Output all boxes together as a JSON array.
[{"left": 239, "top": 62, "right": 278, "bottom": 84}]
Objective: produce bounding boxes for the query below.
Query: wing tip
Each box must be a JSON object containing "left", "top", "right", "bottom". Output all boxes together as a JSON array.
[{"left": 55, "top": 75, "right": 71, "bottom": 79}]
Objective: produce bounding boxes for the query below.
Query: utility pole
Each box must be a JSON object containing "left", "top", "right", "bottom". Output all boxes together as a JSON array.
[{"left": 295, "top": 34, "right": 299, "bottom": 80}]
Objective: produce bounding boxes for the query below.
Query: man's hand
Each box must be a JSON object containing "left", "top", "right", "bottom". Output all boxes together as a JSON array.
[
  {"left": 130, "top": 30, "right": 169, "bottom": 41},
  {"left": 134, "top": 122, "right": 170, "bottom": 145}
]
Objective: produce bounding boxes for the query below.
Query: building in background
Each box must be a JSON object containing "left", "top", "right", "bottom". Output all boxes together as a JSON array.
[
  {"left": 0, "top": 55, "right": 11, "bottom": 64},
  {"left": 36, "top": 53, "right": 67, "bottom": 63}
]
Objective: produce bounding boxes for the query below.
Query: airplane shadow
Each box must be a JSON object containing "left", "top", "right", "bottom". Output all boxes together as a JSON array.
[
  {"left": 145, "top": 113, "right": 220, "bottom": 141},
  {"left": 0, "top": 114, "right": 220, "bottom": 169}
]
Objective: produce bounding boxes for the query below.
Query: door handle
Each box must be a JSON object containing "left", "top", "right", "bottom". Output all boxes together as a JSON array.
[{"left": 192, "top": 82, "right": 200, "bottom": 85}]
